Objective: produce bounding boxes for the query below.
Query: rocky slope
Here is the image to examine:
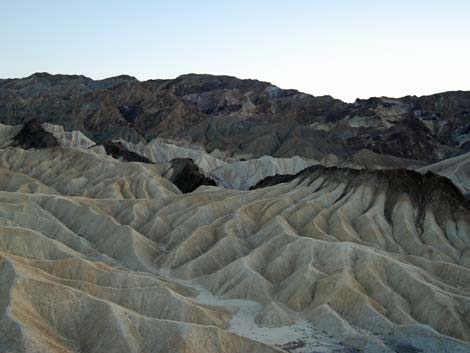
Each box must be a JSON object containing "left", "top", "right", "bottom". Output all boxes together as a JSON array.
[
  {"left": 1, "top": 73, "right": 470, "bottom": 353},
  {"left": 418, "top": 152, "right": 470, "bottom": 196},
  {"left": 102, "top": 140, "right": 155, "bottom": 163},
  {"left": 209, "top": 155, "right": 318, "bottom": 190},
  {"left": 321, "top": 149, "right": 427, "bottom": 170},
  {"left": 1, "top": 73, "right": 470, "bottom": 162},
  {"left": 118, "top": 138, "right": 319, "bottom": 189},
  {"left": 120, "top": 138, "right": 228, "bottom": 173},
  {"left": 13, "top": 119, "right": 60, "bottom": 149},
  {"left": 160, "top": 158, "right": 217, "bottom": 193},
  {"left": 0, "top": 122, "right": 318, "bottom": 191},
  {"left": 0, "top": 145, "right": 469, "bottom": 353}
]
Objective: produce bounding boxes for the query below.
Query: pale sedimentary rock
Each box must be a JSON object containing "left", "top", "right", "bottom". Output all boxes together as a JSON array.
[{"left": 0, "top": 147, "right": 468, "bottom": 352}]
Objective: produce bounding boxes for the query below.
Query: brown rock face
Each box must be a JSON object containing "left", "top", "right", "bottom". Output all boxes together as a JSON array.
[{"left": 1, "top": 73, "right": 470, "bottom": 162}]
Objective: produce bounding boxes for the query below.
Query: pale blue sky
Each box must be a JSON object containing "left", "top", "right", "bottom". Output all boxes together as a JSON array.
[{"left": 2, "top": 0, "right": 469, "bottom": 101}]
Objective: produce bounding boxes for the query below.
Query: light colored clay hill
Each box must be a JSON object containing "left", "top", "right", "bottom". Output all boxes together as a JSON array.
[
  {"left": 120, "top": 138, "right": 228, "bottom": 173},
  {"left": 42, "top": 122, "right": 96, "bottom": 149},
  {"left": 0, "top": 147, "right": 180, "bottom": 199},
  {"left": 0, "top": 122, "right": 319, "bottom": 192},
  {"left": 209, "top": 155, "right": 318, "bottom": 190},
  {"left": 0, "top": 146, "right": 469, "bottom": 353},
  {"left": 0, "top": 121, "right": 96, "bottom": 150},
  {"left": 120, "top": 138, "right": 319, "bottom": 190},
  {"left": 418, "top": 151, "right": 470, "bottom": 196},
  {"left": 0, "top": 123, "right": 23, "bottom": 148}
]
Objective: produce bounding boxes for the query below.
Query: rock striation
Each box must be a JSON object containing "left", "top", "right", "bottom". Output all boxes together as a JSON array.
[
  {"left": 1, "top": 73, "right": 470, "bottom": 162},
  {"left": 1, "top": 73, "right": 470, "bottom": 353},
  {"left": 417, "top": 151, "right": 470, "bottom": 197},
  {"left": 210, "top": 155, "right": 318, "bottom": 190},
  {"left": 0, "top": 145, "right": 468, "bottom": 353}
]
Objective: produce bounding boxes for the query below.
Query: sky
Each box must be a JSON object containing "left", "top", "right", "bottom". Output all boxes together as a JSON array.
[{"left": 1, "top": 0, "right": 469, "bottom": 102}]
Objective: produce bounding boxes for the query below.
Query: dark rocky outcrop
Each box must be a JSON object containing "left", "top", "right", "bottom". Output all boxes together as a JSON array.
[
  {"left": 102, "top": 141, "right": 154, "bottom": 163},
  {"left": 167, "top": 158, "right": 216, "bottom": 193},
  {"left": 13, "top": 119, "right": 60, "bottom": 149},
  {"left": 250, "top": 173, "right": 299, "bottom": 189},
  {"left": 252, "top": 165, "right": 470, "bottom": 226}
]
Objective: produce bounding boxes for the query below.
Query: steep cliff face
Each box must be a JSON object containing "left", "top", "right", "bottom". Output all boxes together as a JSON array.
[{"left": 2, "top": 73, "right": 469, "bottom": 162}]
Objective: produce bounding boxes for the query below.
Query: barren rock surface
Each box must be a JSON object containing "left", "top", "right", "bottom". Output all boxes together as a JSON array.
[
  {"left": 0, "top": 146, "right": 468, "bottom": 353},
  {"left": 0, "top": 74, "right": 470, "bottom": 352},
  {"left": 418, "top": 151, "right": 470, "bottom": 196},
  {"left": 2, "top": 73, "right": 470, "bottom": 161}
]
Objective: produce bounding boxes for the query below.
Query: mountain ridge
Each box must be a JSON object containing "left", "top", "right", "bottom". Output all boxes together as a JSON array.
[
  {"left": 1, "top": 72, "right": 469, "bottom": 162},
  {"left": 5, "top": 72, "right": 468, "bottom": 101}
]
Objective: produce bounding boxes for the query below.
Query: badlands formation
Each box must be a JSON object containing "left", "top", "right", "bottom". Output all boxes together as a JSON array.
[
  {"left": 417, "top": 152, "right": 470, "bottom": 197},
  {"left": 0, "top": 75, "right": 469, "bottom": 353}
]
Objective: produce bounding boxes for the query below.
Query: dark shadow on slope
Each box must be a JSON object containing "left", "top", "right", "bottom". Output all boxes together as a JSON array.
[
  {"left": 166, "top": 158, "right": 217, "bottom": 193},
  {"left": 251, "top": 164, "right": 470, "bottom": 222},
  {"left": 102, "top": 141, "right": 154, "bottom": 163},
  {"left": 13, "top": 119, "right": 60, "bottom": 149},
  {"left": 101, "top": 142, "right": 216, "bottom": 193}
]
